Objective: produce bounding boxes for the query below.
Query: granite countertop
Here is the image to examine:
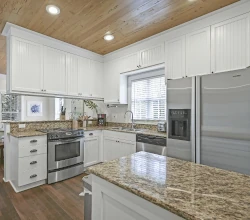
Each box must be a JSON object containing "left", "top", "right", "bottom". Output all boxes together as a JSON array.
[
  {"left": 83, "top": 126, "right": 167, "bottom": 137},
  {"left": 9, "top": 126, "right": 166, "bottom": 138},
  {"left": 10, "top": 130, "right": 47, "bottom": 138},
  {"left": 87, "top": 152, "right": 250, "bottom": 220}
]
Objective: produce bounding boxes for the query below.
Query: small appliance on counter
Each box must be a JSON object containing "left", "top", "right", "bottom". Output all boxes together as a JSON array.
[
  {"left": 97, "top": 114, "right": 106, "bottom": 126},
  {"left": 157, "top": 121, "right": 167, "bottom": 132}
]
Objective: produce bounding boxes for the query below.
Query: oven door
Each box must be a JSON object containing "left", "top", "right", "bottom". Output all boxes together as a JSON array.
[{"left": 48, "top": 137, "right": 84, "bottom": 171}]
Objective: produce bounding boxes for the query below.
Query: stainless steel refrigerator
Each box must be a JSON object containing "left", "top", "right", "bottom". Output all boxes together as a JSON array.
[{"left": 166, "top": 69, "right": 250, "bottom": 175}]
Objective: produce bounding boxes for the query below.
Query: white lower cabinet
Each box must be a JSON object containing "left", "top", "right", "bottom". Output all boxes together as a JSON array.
[
  {"left": 103, "top": 131, "right": 136, "bottom": 162},
  {"left": 103, "top": 137, "right": 120, "bottom": 162},
  {"left": 11, "top": 135, "right": 47, "bottom": 192},
  {"left": 84, "top": 131, "right": 101, "bottom": 167}
]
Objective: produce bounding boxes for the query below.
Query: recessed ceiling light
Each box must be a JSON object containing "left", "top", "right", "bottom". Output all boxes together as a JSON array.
[
  {"left": 46, "top": 5, "right": 60, "bottom": 15},
  {"left": 104, "top": 34, "right": 114, "bottom": 41}
]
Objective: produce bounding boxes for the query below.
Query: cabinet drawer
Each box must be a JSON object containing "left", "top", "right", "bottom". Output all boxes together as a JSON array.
[
  {"left": 18, "top": 166, "right": 47, "bottom": 187},
  {"left": 19, "top": 144, "right": 47, "bottom": 158},
  {"left": 85, "top": 130, "right": 102, "bottom": 137},
  {"left": 19, "top": 154, "right": 47, "bottom": 173},
  {"left": 103, "top": 130, "right": 136, "bottom": 142},
  {"left": 18, "top": 136, "right": 47, "bottom": 147}
]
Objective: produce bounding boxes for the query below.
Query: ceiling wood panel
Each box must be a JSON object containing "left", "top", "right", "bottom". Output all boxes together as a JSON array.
[{"left": 0, "top": 0, "right": 239, "bottom": 74}]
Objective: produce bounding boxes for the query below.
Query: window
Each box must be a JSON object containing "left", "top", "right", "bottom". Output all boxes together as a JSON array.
[
  {"left": 131, "top": 75, "right": 166, "bottom": 120},
  {"left": 1, "top": 94, "right": 21, "bottom": 121}
]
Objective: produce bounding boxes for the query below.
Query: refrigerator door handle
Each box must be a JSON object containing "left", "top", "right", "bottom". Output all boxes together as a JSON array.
[
  {"left": 195, "top": 76, "right": 201, "bottom": 164},
  {"left": 191, "top": 77, "right": 196, "bottom": 163}
]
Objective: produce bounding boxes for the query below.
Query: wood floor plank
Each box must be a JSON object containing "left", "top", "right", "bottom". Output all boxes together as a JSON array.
[{"left": 0, "top": 164, "right": 86, "bottom": 220}]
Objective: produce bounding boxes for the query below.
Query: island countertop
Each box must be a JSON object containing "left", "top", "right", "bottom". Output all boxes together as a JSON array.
[{"left": 87, "top": 152, "right": 250, "bottom": 220}]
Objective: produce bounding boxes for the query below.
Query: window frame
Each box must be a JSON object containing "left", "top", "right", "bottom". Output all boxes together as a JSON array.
[{"left": 127, "top": 68, "right": 166, "bottom": 124}]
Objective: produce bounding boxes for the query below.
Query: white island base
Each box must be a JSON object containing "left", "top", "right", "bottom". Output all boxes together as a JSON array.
[{"left": 92, "top": 175, "right": 184, "bottom": 220}]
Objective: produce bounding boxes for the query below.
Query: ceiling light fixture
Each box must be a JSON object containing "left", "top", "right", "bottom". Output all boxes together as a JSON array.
[
  {"left": 104, "top": 34, "right": 114, "bottom": 41},
  {"left": 46, "top": 5, "right": 60, "bottom": 15}
]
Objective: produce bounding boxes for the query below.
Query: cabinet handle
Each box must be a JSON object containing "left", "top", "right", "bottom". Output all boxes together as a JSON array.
[
  {"left": 30, "top": 140, "right": 37, "bottom": 143},
  {"left": 44, "top": 89, "right": 46, "bottom": 92},
  {"left": 30, "top": 161, "right": 37, "bottom": 165},
  {"left": 212, "top": 71, "right": 214, "bottom": 74},
  {"left": 41, "top": 89, "right": 44, "bottom": 92},
  {"left": 89, "top": 133, "right": 93, "bottom": 136},
  {"left": 30, "top": 149, "right": 37, "bottom": 153},
  {"left": 30, "top": 174, "right": 37, "bottom": 178}
]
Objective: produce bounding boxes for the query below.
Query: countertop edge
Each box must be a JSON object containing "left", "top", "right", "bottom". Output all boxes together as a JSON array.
[{"left": 87, "top": 168, "right": 195, "bottom": 220}]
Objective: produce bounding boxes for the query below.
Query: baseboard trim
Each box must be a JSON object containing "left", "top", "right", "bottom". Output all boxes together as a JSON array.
[{"left": 10, "top": 180, "right": 46, "bottom": 193}]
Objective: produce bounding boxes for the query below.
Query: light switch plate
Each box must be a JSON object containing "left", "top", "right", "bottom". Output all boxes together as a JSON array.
[{"left": 18, "top": 124, "right": 26, "bottom": 128}]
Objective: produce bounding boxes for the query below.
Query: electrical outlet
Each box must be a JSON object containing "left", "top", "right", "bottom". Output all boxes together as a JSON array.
[{"left": 18, "top": 124, "right": 26, "bottom": 129}]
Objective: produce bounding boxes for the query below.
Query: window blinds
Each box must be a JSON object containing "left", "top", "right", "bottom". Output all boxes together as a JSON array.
[{"left": 131, "top": 76, "right": 166, "bottom": 120}]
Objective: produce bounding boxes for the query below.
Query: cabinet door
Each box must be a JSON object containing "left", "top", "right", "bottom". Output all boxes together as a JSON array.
[
  {"left": 140, "top": 44, "right": 164, "bottom": 68},
  {"left": 119, "top": 140, "right": 136, "bottom": 158},
  {"left": 165, "top": 36, "right": 186, "bottom": 79},
  {"left": 121, "top": 52, "right": 140, "bottom": 73},
  {"left": 78, "top": 56, "right": 90, "bottom": 97},
  {"left": 66, "top": 53, "right": 79, "bottom": 96},
  {"left": 186, "top": 27, "right": 211, "bottom": 77},
  {"left": 103, "top": 60, "right": 120, "bottom": 103},
  {"left": 11, "top": 37, "right": 43, "bottom": 93},
  {"left": 211, "top": 13, "right": 250, "bottom": 73},
  {"left": 103, "top": 137, "right": 120, "bottom": 162},
  {"left": 43, "top": 46, "right": 67, "bottom": 95},
  {"left": 84, "top": 136, "right": 100, "bottom": 167},
  {"left": 89, "top": 60, "right": 103, "bottom": 98}
]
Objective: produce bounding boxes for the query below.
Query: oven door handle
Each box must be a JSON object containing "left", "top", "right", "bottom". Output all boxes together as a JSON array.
[{"left": 49, "top": 137, "right": 83, "bottom": 143}]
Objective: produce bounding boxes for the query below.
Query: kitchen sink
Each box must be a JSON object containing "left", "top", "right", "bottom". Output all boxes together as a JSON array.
[{"left": 110, "top": 127, "right": 144, "bottom": 132}]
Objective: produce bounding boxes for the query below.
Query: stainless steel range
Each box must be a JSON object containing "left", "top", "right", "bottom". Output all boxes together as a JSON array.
[{"left": 38, "top": 128, "right": 84, "bottom": 184}]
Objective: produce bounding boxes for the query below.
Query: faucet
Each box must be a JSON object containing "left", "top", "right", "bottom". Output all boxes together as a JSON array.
[{"left": 124, "top": 110, "right": 135, "bottom": 129}]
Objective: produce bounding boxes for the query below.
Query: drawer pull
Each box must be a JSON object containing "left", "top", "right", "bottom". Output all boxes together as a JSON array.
[
  {"left": 30, "top": 174, "right": 37, "bottom": 178},
  {"left": 89, "top": 133, "right": 93, "bottom": 136},
  {"left": 30, "top": 140, "right": 38, "bottom": 143},
  {"left": 30, "top": 161, "right": 37, "bottom": 165},
  {"left": 30, "top": 149, "right": 38, "bottom": 153}
]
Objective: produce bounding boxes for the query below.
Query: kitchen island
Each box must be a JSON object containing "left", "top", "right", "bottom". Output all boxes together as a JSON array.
[{"left": 87, "top": 152, "right": 250, "bottom": 220}]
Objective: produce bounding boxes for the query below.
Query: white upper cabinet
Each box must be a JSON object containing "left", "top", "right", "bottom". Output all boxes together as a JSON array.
[
  {"left": 10, "top": 37, "right": 43, "bottom": 93},
  {"left": 120, "top": 44, "right": 165, "bottom": 73},
  {"left": 66, "top": 53, "right": 79, "bottom": 96},
  {"left": 67, "top": 54, "right": 103, "bottom": 99},
  {"left": 165, "top": 36, "right": 186, "bottom": 80},
  {"left": 43, "top": 46, "right": 67, "bottom": 95},
  {"left": 120, "top": 52, "right": 140, "bottom": 73},
  {"left": 140, "top": 44, "right": 164, "bottom": 68},
  {"left": 78, "top": 56, "right": 91, "bottom": 97},
  {"left": 211, "top": 13, "right": 250, "bottom": 73},
  {"left": 104, "top": 58, "right": 127, "bottom": 104},
  {"left": 89, "top": 60, "right": 103, "bottom": 98},
  {"left": 186, "top": 27, "right": 211, "bottom": 77}
]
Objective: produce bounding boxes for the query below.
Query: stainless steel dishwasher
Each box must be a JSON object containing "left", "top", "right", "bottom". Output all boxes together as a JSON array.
[{"left": 136, "top": 134, "right": 167, "bottom": 156}]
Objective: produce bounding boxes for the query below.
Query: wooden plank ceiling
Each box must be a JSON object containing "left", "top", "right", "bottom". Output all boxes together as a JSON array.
[{"left": 0, "top": 0, "right": 239, "bottom": 74}]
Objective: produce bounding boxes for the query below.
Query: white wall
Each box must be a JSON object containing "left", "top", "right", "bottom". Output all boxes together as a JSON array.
[{"left": 21, "top": 96, "right": 55, "bottom": 121}]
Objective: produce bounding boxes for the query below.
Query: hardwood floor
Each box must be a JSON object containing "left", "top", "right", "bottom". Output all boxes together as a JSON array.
[{"left": 0, "top": 164, "right": 86, "bottom": 219}]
